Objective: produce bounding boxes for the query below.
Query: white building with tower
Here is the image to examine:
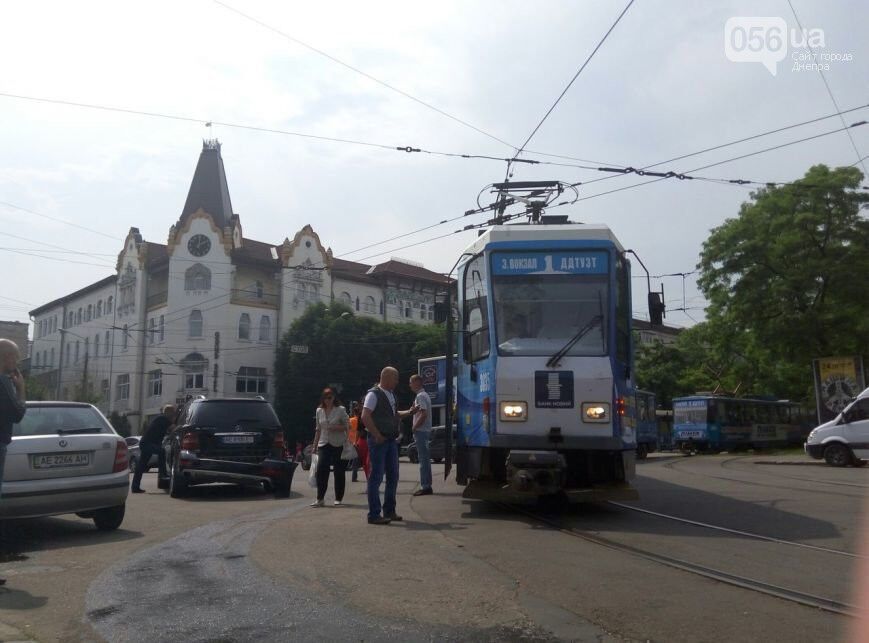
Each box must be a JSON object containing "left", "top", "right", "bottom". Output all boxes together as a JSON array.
[{"left": 29, "top": 140, "right": 449, "bottom": 431}]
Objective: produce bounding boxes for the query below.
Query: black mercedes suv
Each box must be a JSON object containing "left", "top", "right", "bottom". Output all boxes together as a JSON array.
[{"left": 158, "top": 397, "right": 294, "bottom": 498}]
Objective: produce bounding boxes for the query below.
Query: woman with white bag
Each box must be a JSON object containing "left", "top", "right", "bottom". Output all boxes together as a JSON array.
[{"left": 310, "top": 386, "right": 350, "bottom": 507}]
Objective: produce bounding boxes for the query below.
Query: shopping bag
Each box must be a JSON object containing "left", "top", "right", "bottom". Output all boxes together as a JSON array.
[
  {"left": 341, "top": 440, "right": 357, "bottom": 461},
  {"left": 307, "top": 453, "right": 319, "bottom": 488}
]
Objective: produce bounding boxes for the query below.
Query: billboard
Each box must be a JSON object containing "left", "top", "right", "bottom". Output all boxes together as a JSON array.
[
  {"left": 418, "top": 355, "right": 457, "bottom": 407},
  {"left": 812, "top": 356, "right": 866, "bottom": 424}
]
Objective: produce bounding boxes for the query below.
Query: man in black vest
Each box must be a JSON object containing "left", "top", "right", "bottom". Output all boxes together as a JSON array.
[
  {"left": 131, "top": 404, "right": 176, "bottom": 493},
  {"left": 361, "top": 367, "right": 402, "bottom": 525}
]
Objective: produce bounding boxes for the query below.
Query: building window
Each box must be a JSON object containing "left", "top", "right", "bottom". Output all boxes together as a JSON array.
[
  {"left": 35, "top": 353, "right": 40, "bottom": 369},
  {"left": 340, "top": 292, "right": 352, "bottom": 307},
  {"left": 255, "top": 280, "right": 263, "bottom": 299},
  {"left": 75, "top": 341, "right": 80, "bottom": 363},
  {"left": 122, "top": 325, "right": 129, "bottom": 350},
  {"left": 298, "top": 283, "right": 307, "bottom": 302},
  {"left": 76, "top": 308, "right": 82, "bottom": 325},
  {"left": 189, "top": 310, "right": 203, "bottom": 338},
  {"left": 355, "top": 297, "right": 360, "bottom": 311},
  {"left": 148, "top": 318, "right": 156, "bottom": 345},
  {"left": 379, "top": 300, "right": 384, "bottom": 315},
  {"left": 182, "top": 353, "right": 206, "bottom": 390},
  {"left": 66, "top": 343, "right": 71, "bottom": 366},
  {"left": 117, "top": 374, "right": 130, "bottom": 401},
  {"left": 86, "top": 304, "right": 93, "bottom": 321},
  {"left": 238, "top": 313, "right": 251, "bottom": 340},
  {"left": 94, "top": 334, "right": 99, "bottom": 357},
  {"left": 67, "top": 312, "right": 73, "bottom": 328},
  {"left": 159, "top": 315, "right": 165, "bottom": 342},
  {"left": 148, "top": 370, "right": 162, "bottom": 397},
  {"left": 105, "top": 330, "right": 111, "bottom": 355},
  {"left": 106, "top": 296, "right": 113, "bottom": 314},
  {"left": 84, "top": 338, "right": 89, "bottom": 358},
  {"left": 236, "top": 366, "right": 267, "bottom": 394},
  {"left": 259, "top": 316, "right": 271, "bottom": 342},
  {"left": 364, "top": 296, "right": 376, "bottom": 314},
  {"left": 101, "top": 379, "right": 109, "bottom": 400},
  {"left": 184, "top": 263, "right": 211, "bottom": 291},
  {"left": 405, "top": 306, "right": 411, "bottom": 318},
  {"left": 420, "top": 304, "right": 427, "bottom": 320},
  {"left": 97, "top": 300, "right": 102, "bottom": 317},
  {"left": 43, "top": 350, "right": 47, "bottom": 367},
  {"left": 50, "top": 347, "right": 54, "bottom": 366}
]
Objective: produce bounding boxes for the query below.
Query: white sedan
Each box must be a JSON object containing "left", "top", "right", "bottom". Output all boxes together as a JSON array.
[{"left": 0, "top": 402, "right": 130, "bottom": 530}]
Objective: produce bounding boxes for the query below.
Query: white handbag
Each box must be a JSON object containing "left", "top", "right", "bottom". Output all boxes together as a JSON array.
[{"left": 341, "top": 440, "right": 358, "bottom": 461}]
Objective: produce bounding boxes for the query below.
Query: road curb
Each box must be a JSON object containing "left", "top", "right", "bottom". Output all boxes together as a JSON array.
[{"left": 752, "top": 460, "right": 827, "bottom": 466}]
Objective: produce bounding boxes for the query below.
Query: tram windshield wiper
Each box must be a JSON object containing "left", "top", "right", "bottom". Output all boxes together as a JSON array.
[{"left": 545, "top": 315, "right": 603, "bottom": 369}]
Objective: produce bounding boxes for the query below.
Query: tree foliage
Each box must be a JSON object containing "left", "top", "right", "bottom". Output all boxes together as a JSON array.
[
  {"left": 637, "top": 165, "right": 869, "bottom": 406},
  {"left": 273, "top": 303, "right": 446, "bottom": 445}
]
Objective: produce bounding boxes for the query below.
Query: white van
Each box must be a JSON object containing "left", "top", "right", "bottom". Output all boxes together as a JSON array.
[{"left": 805, "top": 386, "right": 869, "bottom": 467}]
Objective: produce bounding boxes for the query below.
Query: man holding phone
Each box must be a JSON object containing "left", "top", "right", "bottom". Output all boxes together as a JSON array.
[{"left": 0, "top": 338, "right": 26, "bottom": 584}]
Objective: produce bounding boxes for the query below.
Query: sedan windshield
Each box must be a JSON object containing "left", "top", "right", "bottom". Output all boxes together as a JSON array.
[
  {"left": 493, "top": 274, "right": 608, "bottom": 357},
  {"left": 13, "top": 406, "right": 113, "bottom": 437}
]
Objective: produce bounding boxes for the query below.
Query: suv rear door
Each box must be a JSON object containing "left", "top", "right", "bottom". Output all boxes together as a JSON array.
[
  {"left": 186, "top": 400, "right": 282, "bottom": 462},
  {"left": 6, "top": 404, "right": 120, "bottom": 481}
]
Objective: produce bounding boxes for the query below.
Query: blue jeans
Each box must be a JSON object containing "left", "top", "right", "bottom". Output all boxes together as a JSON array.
[
  {"left": 415, "top": 430, "right": 432, "bottom": 490},
  {"left": 0, "top": 442, "right": 7, "bottom": 498},
  {"left": 367, "top": 437, "right": 398, "bottom": 520}
]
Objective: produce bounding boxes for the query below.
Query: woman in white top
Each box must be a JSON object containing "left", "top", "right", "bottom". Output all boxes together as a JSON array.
[{"left": 311, "top": 386, "right": 350, "bottom": 507}]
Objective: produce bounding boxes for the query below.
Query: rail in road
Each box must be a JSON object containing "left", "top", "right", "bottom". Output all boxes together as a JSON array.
[{"left": 503, "top": 502, "right": 860, "bottom": 618}]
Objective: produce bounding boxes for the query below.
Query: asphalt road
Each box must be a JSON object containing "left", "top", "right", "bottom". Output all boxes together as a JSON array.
[{"left": 0, "top": 455, "right": 865, "bottom": 642}]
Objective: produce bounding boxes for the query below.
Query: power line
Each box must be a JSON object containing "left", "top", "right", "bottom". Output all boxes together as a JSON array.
[
  {"left": 0, "top": 199, "right": 120, "bottom": 241},
  {"left": 211, "top": 0, "right": 516, "bottom": 151},
  {"left": 514, "top": 0, "right": 636, "bottom": 158},
  {"left": 787, "top": 0, "right": 868, "bottom": 177}
]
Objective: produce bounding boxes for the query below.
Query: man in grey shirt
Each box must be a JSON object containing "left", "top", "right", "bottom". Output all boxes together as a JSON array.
[
  {"left": 406, "top": 374, "right": 433, "bottom": 496},
  {"left": 0, "top": 339, "right": 26, "bottom": 585}
]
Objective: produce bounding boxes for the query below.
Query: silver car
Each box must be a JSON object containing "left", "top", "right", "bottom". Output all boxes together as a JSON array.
[{"left": 0, "top": 402, "right": 129, "bottom": 530}]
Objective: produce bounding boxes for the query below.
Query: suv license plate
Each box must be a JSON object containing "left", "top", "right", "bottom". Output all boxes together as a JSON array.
[
  {"left": 222, "top": 436, "right": 255, "bottom": 444},
  {"left": 33, "top": 452, "right": 90, "bottom": 469}
]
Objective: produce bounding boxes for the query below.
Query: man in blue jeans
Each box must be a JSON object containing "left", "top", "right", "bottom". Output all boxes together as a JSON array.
[
  {"left": 404, "top": 374, "right": 433, "bottom": 496},
  {"left": 361, "top": 367, "right": 402, "bottom": 525}
]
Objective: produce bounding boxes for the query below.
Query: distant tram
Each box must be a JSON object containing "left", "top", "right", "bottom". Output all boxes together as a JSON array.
[
  {"left": 672, "top": 395, "right": 813, "bottom": 452},
  {"left": 454, "top": 221, "right": 645, "bottom": 502},
  {"left": 634, "top": 389, "right": 658, "bottom": 459}
]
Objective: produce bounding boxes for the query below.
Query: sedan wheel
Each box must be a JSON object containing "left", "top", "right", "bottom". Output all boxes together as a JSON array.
[
  {"left": 93, "top": 504, "right": 125, "bottom": 531},
  {"left": 824, "top": 443, "right": 853, "bottom": 467}
]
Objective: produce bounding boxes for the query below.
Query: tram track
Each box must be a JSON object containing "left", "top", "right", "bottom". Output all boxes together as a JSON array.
[
  {"left": 501, "top": 502, "right": 860, "bottom": 618},
  {"left": 722, "top": 457, "right": 869, "bottom": 490},
  {"left": 660, "top": 456, "right": 866, "bottom": 499}
]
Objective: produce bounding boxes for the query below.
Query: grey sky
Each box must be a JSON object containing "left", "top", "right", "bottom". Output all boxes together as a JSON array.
[{"left": 1, "top": 0, "right": 866, "bottom": 332}]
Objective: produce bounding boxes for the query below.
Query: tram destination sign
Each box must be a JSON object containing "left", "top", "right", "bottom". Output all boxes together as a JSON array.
[{"left": 492, "top": 251, "right": 608, "bottom": 276}]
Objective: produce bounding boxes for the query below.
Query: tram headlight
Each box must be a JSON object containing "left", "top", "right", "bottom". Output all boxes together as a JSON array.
[
  {"left": 582, "top": 402, "right": 610, "bottom": 422},
  {"left": 500, "top": 401, "right": 528, "bottom": 422}
]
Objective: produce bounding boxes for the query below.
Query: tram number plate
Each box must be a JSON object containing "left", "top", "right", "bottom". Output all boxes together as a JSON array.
[{"left": 535, "top": 371, "right": 574, "bottom": 408}]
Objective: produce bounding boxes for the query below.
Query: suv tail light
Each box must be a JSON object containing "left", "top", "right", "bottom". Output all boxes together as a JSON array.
[
  {"left": 273, "top": 431, "right": 288, "bottom": 459},
  {"left": 181, "top": 431, "right": 199, "bottom": 451},
  {"left": 113, "top": 440, "right": 128, "bottom": 473}
]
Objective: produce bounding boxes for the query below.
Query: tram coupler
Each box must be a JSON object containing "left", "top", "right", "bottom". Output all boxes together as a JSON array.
[{"left": 506, "top": 450, "right": 566, "bottom": 495}]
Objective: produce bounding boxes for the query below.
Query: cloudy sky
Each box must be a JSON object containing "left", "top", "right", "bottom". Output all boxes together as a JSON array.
[{"left": 1, "top": 0, "right": 866, "bottom": 333}]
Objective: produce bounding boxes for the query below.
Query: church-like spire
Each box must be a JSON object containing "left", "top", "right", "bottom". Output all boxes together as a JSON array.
[{"left": 179, "top": 139, "right": 234, "bottom": 229}]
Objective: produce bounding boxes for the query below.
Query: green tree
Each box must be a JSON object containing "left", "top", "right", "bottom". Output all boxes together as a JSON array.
[
  {"left": 24, "top": 376, "right": 50, "bottom": 401},
  {"left": 109, "top": 411, "right": 132, "bottom": 437},
  {"left": 274, "top": 303, "right": 446, "bottom": 445},
  {"left": 697, "top": 164, "right": 869, "bottom": 402}
]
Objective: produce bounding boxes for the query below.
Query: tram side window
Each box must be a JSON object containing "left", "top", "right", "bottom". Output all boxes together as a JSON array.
[{"left": 463, "top": 255, "right": 490, "bottom": 363}]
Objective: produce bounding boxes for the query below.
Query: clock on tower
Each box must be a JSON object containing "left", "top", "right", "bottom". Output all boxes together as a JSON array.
[{"left": 187, "top": 234, "right": 211, "bottom": 257}]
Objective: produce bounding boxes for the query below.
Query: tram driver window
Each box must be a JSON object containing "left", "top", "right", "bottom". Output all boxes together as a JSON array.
[{"left": 463, "top": 256, "right": 490, "bottom": 363}]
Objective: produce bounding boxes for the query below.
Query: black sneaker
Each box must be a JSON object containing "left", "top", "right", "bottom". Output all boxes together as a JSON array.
[
  {"left": 131, "top": 488, "right": 145, "bottom": 494},
  {"left": 384, "top": 513, "right": 403, "bottom": 521},
  {"left": 413, "top": 488, "right": 433, "bottom": 496},
  {"left": 368, "top": 516, "right": 391, "bottom": 525}
]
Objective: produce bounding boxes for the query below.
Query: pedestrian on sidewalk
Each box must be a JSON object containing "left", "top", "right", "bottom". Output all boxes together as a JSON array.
[
  {"left": 131, "top": 404, "right": 175, "bottom": 493},
  {"left": 350, "top": 400, "right": 370, "bottom": 482},
  {"left": 0, "top": 339, "right": 26, "bottom": 582},
  {"left": 403, "top": 374, "right": 433, "bottom": 496},
  {"left": 311, "top": 387, "right": 349, "bottom": 507},
  {"left": 361, "top": 367, "right": 402, "bottom": 525}
]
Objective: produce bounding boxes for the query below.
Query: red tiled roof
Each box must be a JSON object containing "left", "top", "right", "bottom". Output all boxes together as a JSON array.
[
  {"left": 232, "top": 237, "right": 280, "bottom": 267},
  {"left": 368, "top": 260, "right": 452, "bottom": 284},
  {"left": 145, "top": 242, "right": 169, "bottom": 269}
]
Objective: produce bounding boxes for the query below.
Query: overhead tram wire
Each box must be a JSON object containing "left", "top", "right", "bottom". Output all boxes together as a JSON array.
[
  {"left": 512, "top": 0, "right": 636, "bottom": 160},
  {"left": 787, "top": 0, "right": 869, "bottom": 177},
  {"left": 210, "top": 0, "right": 517, "bottom": 152}
]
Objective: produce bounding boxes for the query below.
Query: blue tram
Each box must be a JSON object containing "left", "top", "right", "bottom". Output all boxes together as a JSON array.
[
  {"left": 672, "top": 395, "right": 813, "bottom": 452},
  {"left": 634, "top": 389, "right": 658, "bottom": 459},
  {"left": 454, "top": 222, "right": 639, "bottom": 502}
]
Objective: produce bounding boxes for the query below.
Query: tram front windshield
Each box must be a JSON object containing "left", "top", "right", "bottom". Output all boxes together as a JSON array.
[{"left": 493, "top": 274, "right": 608, "bottom": 357}]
